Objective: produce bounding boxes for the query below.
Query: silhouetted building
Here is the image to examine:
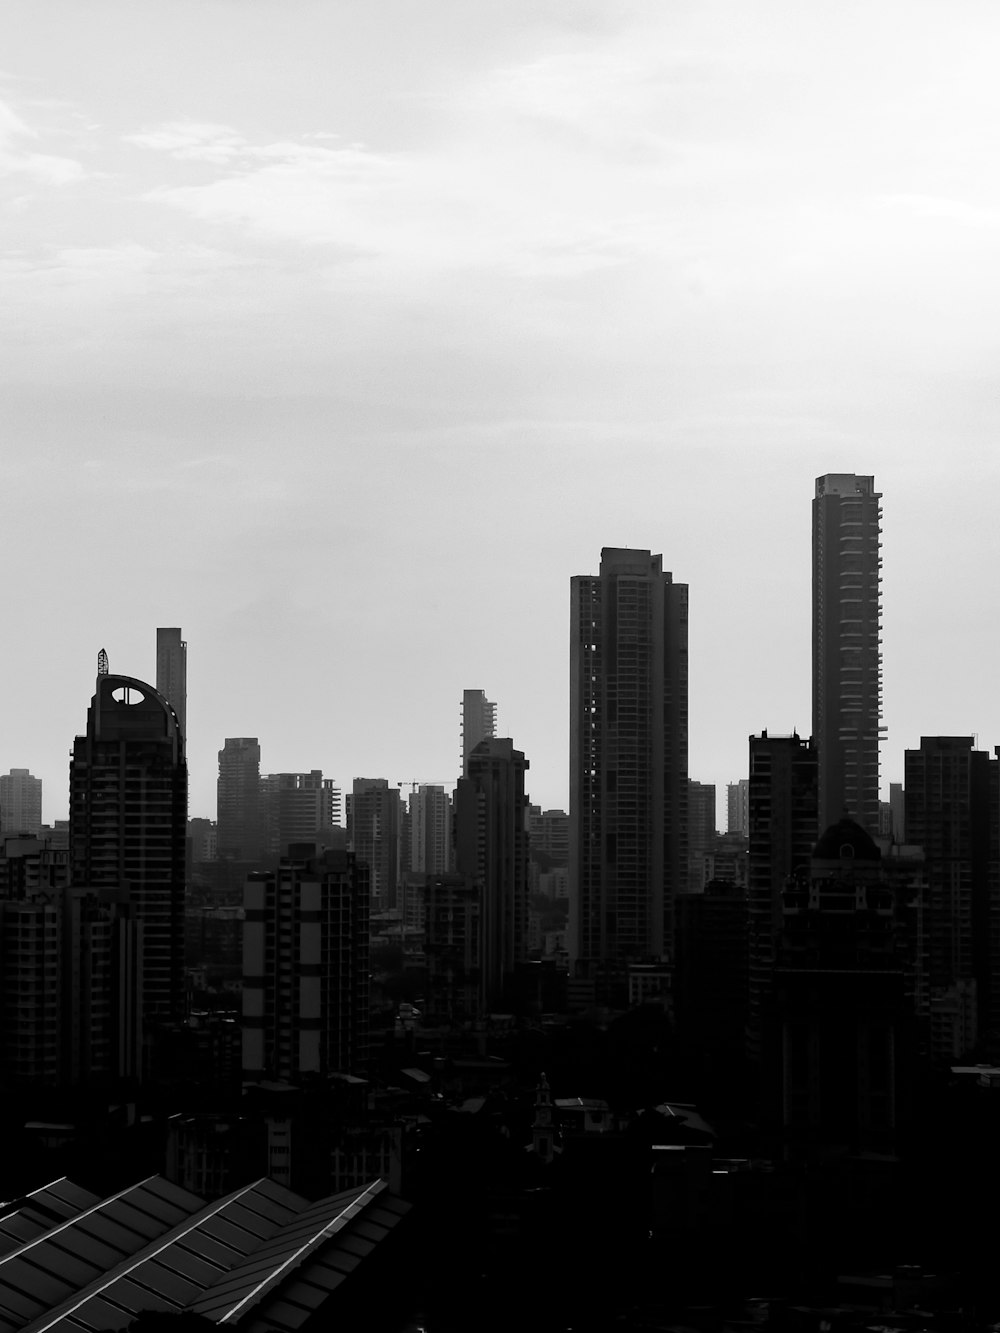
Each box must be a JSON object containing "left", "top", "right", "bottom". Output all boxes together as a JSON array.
[
  {"left": 455, "top": 738, "right": 531, "bottom": 1010},
  {"left": 768, "top": 818, "right": 922, "bottom": 1158},
  {"left": 155, "top": 626, "right": 187, "bottom": 740},
  {"left": 675, "top": 879, "right": 748, "bottom": 1074},
  {"left": 570, "top": 547, "right": 688, "bottom": 982},
  {"left": 217, "top": 737, "right": 263, "bottom": 862},
  {"left": 727, "top": 778, "right": 749, "bottom": 838},
  {"left": 747, "top": 732, "right": 818, "bottom": 1064},
  {"left": 687, "top": 780, "right": 717, "bottom": 893},
  {"left": 424, "top": 872, "right": 483, "bottom": 1022},
  {"left": 347, "top": 778, "right": 401, "bottom": 911},
  {"left": 242, "top": 844, "right": 370, "bottom": 1081},
  {"left": 70, "top": 673, "right": 187, "bottom": 1028},
  {"left": 904, "top": 736, "right": 1000, "bottom": 1062},
  {"left": 812, "top": 473, "right": 883, "bottom": 833},
  {"left": 0, "top": 768, "right": 42, "bottom": 837},
  {"left": 408, "top": 784, "right": 452, "bottom": 874},
  {"left": 528, "top": 807, "right": 569, "bottom": 864},
  {"left": 461, "top": 688, "right": 497, "bottom": 777},
  {"left": 261, "top": 770, "right": 342, "bottom": 859}
]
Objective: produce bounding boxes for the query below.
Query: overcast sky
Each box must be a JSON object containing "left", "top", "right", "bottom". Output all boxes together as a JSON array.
[{"left": 3, "top": 0, "right": 1000, "bottom": 825}]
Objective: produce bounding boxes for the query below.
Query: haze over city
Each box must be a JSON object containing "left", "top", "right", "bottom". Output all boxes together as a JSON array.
[{"left": 3, "top": 0, "right": 999, "bottom": 825}]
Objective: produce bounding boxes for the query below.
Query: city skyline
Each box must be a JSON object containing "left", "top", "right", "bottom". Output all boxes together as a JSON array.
[{"left": 4, "top": 3, "right": 1000, "bottom": 826}]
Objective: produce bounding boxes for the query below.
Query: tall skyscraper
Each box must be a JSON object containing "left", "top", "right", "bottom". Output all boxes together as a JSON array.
[
  {"left": 408, "top": 784, "right": 452, "bottom": 875},
  {"left": 746, "top": 731, "right": 818, "bottom": 1064},
  {"left": 242, "top": 845, "right": 370, "bottom": 1081},
  {"left": 454, "top": 738, "right": 531, "bottom": 1010},
  {"left": 217, "top": 738, "right": 263, "bottom": 862},
  {"left": 687, "top": 780, "right": 717, "bottom": 893},
  {"left": 156, "top": 627, "right": 187, "bottom": 739},
  {"left": 461, "top": 690, "right": 497, "bottom": 777},
  {"left": 70, "top": 673, "right": 187, "bottom": 1027},
  {"left": 812, "top": 473, "right": 884, "bottom": 833},
  {"left": 0, "top": 769, "right": 42, "bottom": 836},
  {"left": 347, "top": 779, "right": 401, "bottom": 911},
  {"left": 569, "top": 548, "right": 688, "bottom": 974}
]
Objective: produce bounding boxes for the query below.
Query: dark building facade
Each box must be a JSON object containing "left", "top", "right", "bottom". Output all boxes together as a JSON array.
[
  {"left": 904, "top": 736, "right": 1000, "bottom": 1063},
  {"left": 570, "top": 547, "right": 688, "bottom": 979},
  {"left": 70, "top": 673, "right": 187, "bottom": 1030},
  {"left": 454, "top": 738, "right": 531, "bottom": 1010},
  {"left": 217, "top": 737, "right": 263, "bottom": 863},
  {"left": 242, "top": 845, "right": 371, "bottom": 1081},
  {"left": 747, "top": 732, "right": 818, "bottom": 1065},
  {"left": 812, "top": 473, "right": 883, "bottom": 834},
  {"left": 768, "top": 819, "right": 923, "bottom": 1159}
]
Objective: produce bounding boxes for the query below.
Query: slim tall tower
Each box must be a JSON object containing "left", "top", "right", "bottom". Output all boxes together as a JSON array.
[
  {"left": 461, "top": 690, "right": 497, "bottom": 777},
  {"left": 569, "top": 548, "right": 689, "bottom": 973},
  {"left": 69, "top": 673, "right": 187, "bottom": 1026},
  {"left": 454, "top": 738, "right": 531, "bottom": 1010},
  {"left": 156, "top": 628, "right": 187, "bottom": 739},
  {"left": 812, "top": 474, "right": 883, "bottom": 833}
]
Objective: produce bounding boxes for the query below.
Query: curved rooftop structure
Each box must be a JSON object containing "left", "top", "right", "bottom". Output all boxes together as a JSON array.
[{"left": 813, "top": 816, "right": 881, "bottom": 862}]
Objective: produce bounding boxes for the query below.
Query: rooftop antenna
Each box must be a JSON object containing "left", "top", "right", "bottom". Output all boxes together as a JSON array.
[{"left": 97, "top": 648, "right": 109, "bottom": 676}]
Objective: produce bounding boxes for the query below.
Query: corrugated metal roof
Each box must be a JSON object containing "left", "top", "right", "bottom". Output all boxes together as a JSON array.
[
  {"left": 5, "top": 1175, "right": 409, "bottom": 1333},
  {"left": 0, "top": 1181, "right": 101, "bottom": 1257}
]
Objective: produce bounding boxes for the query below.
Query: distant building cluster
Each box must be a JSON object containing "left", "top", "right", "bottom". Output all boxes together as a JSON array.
[{"left": 6, "top": 474, "right": 1000, "bottom": 1323}]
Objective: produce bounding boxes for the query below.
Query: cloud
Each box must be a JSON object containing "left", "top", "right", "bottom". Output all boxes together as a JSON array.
[{"left": 0, "top": 97, "right": 87, "bottom": 185}]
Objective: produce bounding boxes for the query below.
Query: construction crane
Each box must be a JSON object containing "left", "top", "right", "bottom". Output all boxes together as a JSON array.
[{"left": 396, "top": 780, "right": 453, "bottom": 795}]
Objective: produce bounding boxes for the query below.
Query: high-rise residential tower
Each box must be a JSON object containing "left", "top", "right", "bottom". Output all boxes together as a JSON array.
[
  {"left": 0, "top": 769, "right": 42, "bottom": 836},
  {"left": 70, "top": 673, "right": 188, "bottom": 1027},
  {"left": 812, "top": 473, "right": 884, "bottom": 833},
  {"left": 347, "top": 779, "right": 401, "bottom": 911},
  {"left": 569, "top": 548, "right": 689, "bottom": 974},
  {"left": 454, "top": 738, "right": 531, "bottom": 1010},
  {"left": 461, "top": 690, "right": 497, "bottom": 777},
  {"left": 408, "top": 784, "right": 452, "bottom": 875},
  {"left": 156, "top": 628, "right": 187, "bottom": 740},
  {"left": 217, "top": 738, "right": 263, "bottom": 862}
]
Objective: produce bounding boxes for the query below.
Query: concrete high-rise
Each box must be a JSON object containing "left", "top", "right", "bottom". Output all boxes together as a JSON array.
[
  {"left": 904, "top": 736, "right": 1000, "bottom": 1062},
  {"left": 242, "top": 845, "right": 370, "bottom": 1081},
  {"left": 156, "top": 628, "right": 187, "bottom": 739},
  {"left": 569, "top": 548, "right": 688, "bottom": 974},
  {"left": 347, "top": 779, "right": 401, "bottom": 911},
  {"left": 454, "top": 738, "right": 531, "bottom": 1009},
  {"left": 260, "top": 771, "right": 342, "bottom": 859},
  {"left": 812, "top": 473, "right": 884, "bottom": 833},
  {"left": 746, "top": 732, "right": 818, "bottom": 1065},
  {"left": 408, "top": 784, "right": 452, "bottom": 875},
  {"left": 70, "top": 673, "right": 187, "bottom": 1027},
  {"left": 0, "top": 769, "right": 42, "bottom": 836},
  {"left": 461, "top": 690, "right": 497, "bottom": 777},
  {"left": 217, "top": 738, "right": 263, "bottom": 862}
]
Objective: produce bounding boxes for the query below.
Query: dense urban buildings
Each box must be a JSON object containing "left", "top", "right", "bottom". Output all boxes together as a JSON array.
[
  {"left": 0, "top": 767, "right": 42, "bottom": 836},
  {"left": 407, "top": 783, "right": 452, "bottom": 875},
  {"left": 69, "top": 672, "right": 188, "bottom": 1030},
  {"left": 812, "top": 473, "right": 884, "bottom": 834},
  {"left": 569, "top": 547, "right": 688, "bottom": 982}
]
